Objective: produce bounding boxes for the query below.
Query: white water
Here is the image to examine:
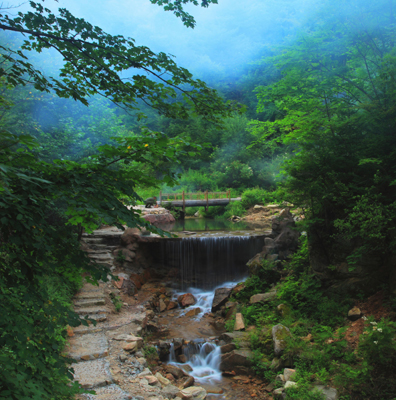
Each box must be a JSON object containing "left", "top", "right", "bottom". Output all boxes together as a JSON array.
[
  {"left": 168, "top": 280, "right": 246, "bottom": 384},
  {"left": 169, "top": 341, "right": 222, "bottom": 383},
  {"left": 174, "top": 280, "right": 243, "bottom": 319}
]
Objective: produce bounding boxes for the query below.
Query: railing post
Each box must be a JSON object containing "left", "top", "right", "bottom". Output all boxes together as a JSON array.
[
  {"left": 182, "top": 190, "right": 185, "bottom": 213},
  {"left": 205, "top": 190, "right": 209, "bottom": 211}
]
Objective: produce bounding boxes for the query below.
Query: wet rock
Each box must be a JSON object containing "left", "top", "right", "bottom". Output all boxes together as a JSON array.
[
  {"left": 272, "top": 324, "right": 292, "bottom": 357},
  {"left": 158, "top": 341, "right": 171, "bottom": 360},
  {"left": 276, "top": 374, "right": 286, "bottom": 383},
  {"left": 159, "top": 299, "right": 167, "bottom": 312},
  {"left": 177, "top": 354, "right": 188, "bottom": 363},
  {"left": 180, "top": 364, "right": 193, "bottom": 373},
  {"left": 234, "top": 313, "right": 245, "bottom": 331},
  {"left": 177, "top": 386, "right": 207, "bottom": 400},
  {"left": 220, "top": 343, "right": 236, "bottom": 353},
  {"left": 167, "top": 301, "right": 178, "bottom": 310},
  {"left": 220, "top": 349, "right": 253, "bottom": 372},
  {"left": 155, "top": 372, "right": 171, "bottom": 386},
  {"left": 348, "top": 307, "right": 363, "bottom": 321},
  {"left": 185, "top": 307, "right": 202, "bottom": 317},
  {"left": 250, "top": 291, "right": 277, "bottom": 304},
  {"left": 161, "top": 383, "right": 180, "bottom": 399},
  {"left": 182, "top": 376, "right": 195, "bottom": 388},
  {"left": 311, "top": 385, "right": 338, "bottom": 400},
  {"left": 177, "top": 293, "right": 197, "bottom": 308},
  {"left": 165, "top": 364, "right": 186, "bottom": 379},
  {"left": 211, "top": 287, "right": 233, "bottom": 312}
]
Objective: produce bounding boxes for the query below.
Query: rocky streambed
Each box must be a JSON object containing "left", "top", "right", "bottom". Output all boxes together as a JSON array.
[{"left": 71, "top": 205, "right": 313, "bottom": 399}]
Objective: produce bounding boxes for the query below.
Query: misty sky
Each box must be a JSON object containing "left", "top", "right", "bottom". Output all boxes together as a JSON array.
[{"left": 13, "top": 0, "right": 321, "bottom": 77}]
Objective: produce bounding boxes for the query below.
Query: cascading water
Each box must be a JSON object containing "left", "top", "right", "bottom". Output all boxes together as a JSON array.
[
  {"left": 169, "top": 340, "right": 222, "bottom": 383},
  {"left": 157, "top": 234, "right": 264, "bottom": 290}
]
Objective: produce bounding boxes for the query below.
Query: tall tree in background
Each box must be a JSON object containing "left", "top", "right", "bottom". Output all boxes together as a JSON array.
[{"left": 251, "top": 0, "right": 396, "bottom": 273}]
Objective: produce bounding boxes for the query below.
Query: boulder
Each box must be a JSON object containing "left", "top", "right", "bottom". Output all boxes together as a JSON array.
[
  {"left": 143, "top": 212, "right": 176, "bottom": 226},
  {"left": 178, "top": 293, "right": 197, "bottom": 308},
  {"left": 158, "top": 340, "right": 171, "bottom": 360},
  {"left": 220, "top": 343, "right": 236, "bottom": 353},
  {"left": 182, "top": 376, "right": 195, "bottom": 388},
  {"left": 146, "top": 375, "right": 159, "bottom": 386},
  {"left": 311, "top": 385, "right": 338, "bottom": 400},
  {"left": 155, "top": 372, "right": 171, "bottom": 386},
  {"left": 285, "top": 381, "right": 298, "bottom": 389},
  {"left": 250, "top": 291, "right": 277, "bottom": 304},
  {"left": 273, "top": 387, "right": 286, "bottom": 399},
  {"left": 272, "top": 324, "right": 292, "bottom": 357},
  {"left": 167, "top": 301, "right": 178, "bottom": 310},
  {"left": 218, "top": 331, "right": 246, "bottom": 344},
  {"left": 220, "top": 349, "right": 253, "bottom": 372},
  {"left": 211, "top": 287, "right": 233, "bottom": 312},
  {"left": 129, "top": 273, "right": 143, "bottom": 289},
  {"left": 177, "top": 386, "right": 207, "bottom": 400},
  {"left": 283, "top": 368, "right": 296, "bottom": 382},
  {"left": 123, "top": 342, "right": 138, "bottom": 353},
  {"left": 185, "top": 307, "right": 202, "bottom": 317},
  {"left": 159, "top": 299, "right": 167, "bottom": 312},
  {"left": 165, "top": 364, "right": 186, "bottom": 379},
  {"left": 234, "top": 313, "right": 245, "bottom": 331},
  {"left": 161, "top": 384, "right": 180, "bottom": 399},
  {"left": 177, "top": 354, "right": 187, "bottom": 363},
  {"left": 347, "top": 307, "right": 362, "bottom": 321}
]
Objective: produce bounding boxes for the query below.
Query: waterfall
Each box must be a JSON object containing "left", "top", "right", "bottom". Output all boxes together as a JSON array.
[
  {"left": 169, "top": 340, "right": 222, "bottom": 382},
  {"left": 158, "top": 235, "right": 264, "bottom": 290}
]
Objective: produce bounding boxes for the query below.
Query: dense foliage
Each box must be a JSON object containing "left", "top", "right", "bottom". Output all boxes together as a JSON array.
[{"left": 0, "top": 1, "right": 235, "bottom": 398}]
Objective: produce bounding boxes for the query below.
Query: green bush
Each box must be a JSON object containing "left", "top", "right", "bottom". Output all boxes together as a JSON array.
[{"left": 240, "top": 187, "right": 268, "bottom": 208}]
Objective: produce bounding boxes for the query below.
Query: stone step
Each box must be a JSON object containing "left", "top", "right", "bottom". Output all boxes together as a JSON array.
[
  {"left": 83, "top": 238, "right": 105, "bottom": 243},
  {"left": 89, "top": 253, "right": 113, "bottom": 259},
  {"left": 72, "top": 358, "right": 113, "bottom": 389},
  {"left": 66, "top": 332, "right": 109, "bottom": 361},
  {"left": 75, "top": 306, "right": 110, "bottom": 315},
  {"left": 76, "top": 291, "right": 106, "bottom": 300},
  {"left": 79, "top": 384, "right": 133, "bottom": 400},
  {"left": 75, "top": 298, "right": 106, "bottom": 308}
]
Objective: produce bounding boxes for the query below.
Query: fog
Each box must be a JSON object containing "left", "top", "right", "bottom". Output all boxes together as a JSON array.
[{"left": 10, "top": 0, "right": 322, "bottom": 78}]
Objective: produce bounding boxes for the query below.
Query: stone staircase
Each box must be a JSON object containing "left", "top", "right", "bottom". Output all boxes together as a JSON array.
[
  {"left": 82, "top": 229, "right": 124, "bottom": 271},
  {"left": 67, "top": 283, "right": 140, "bottom": 399}
]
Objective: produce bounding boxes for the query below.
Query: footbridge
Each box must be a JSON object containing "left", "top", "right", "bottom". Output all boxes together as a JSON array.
[{"left": 158, "top": 190, "right": 241, "bottom": 211}]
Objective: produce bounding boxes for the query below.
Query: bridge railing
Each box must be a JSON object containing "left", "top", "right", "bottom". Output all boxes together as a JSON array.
[{"left": 159, "top": 190, "right": 231, "bottom": 211}]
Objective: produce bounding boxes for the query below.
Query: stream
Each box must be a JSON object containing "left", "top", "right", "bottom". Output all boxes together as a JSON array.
[{"left": 152, "top": 218, "right": 265, "bottom": 399}]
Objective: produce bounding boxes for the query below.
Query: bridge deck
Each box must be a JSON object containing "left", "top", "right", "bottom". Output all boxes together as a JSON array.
[{"left": 158, "top": 197, "right": 241, "bottom": 208}]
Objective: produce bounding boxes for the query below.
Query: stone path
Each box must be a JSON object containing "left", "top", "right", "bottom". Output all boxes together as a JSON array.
[{"left": 67, "top": 280, "right": 175, "bottom": 400}]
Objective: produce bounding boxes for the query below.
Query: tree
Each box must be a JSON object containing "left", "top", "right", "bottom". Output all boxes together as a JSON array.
[
  {"left": 0, "top": 1, "right": 235, "bottom": 399},
  {"left": 251, "top": 0, "right": 396, "bottom": 267}
]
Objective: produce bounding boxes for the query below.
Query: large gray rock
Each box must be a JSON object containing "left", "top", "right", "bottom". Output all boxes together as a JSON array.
[
  {"left": 211, "top": 287, "right": 233, "bottom": 312},
  {"left": 311, "top": 385, "right": 338, "bottom": 400},
  {"left": 161, "top": 384, "right": 180, "bottom": 399},
  {"left": 272, "top": 324, "right": 292, "bottom": 357},
  {"left": 177, "top": 386, "right": 207, "bottom": 400},
  {"left": 250, "top": 291, "right": 277, "bottom": 304},
  {"left": 218, "top": 331, "right": 246, "bottom": 344}
]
